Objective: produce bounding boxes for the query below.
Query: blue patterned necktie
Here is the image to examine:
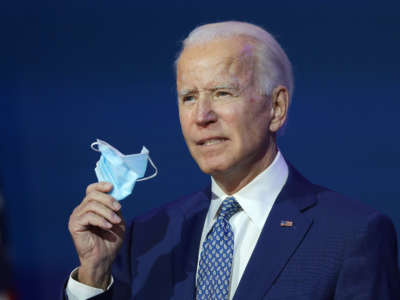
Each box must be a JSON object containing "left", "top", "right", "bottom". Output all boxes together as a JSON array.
[{"left": 196, "top": 196, "right": 242, "bottom": 300}]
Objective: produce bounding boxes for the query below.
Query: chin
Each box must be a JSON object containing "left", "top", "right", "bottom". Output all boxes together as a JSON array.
[
  {"left": 197, "top": 159, "right": 231, "bottom": 176},
  {"left": 191, "top": 147, "right": 234, "bottom": 175}
]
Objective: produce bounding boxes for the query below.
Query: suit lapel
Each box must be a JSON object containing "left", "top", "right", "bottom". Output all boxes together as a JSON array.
[
  {"left": 171, "top": 188, "right": 211, "bottom": 299},
  {"left": 233, "top": 166, "right": 316, "bottom": 300}
]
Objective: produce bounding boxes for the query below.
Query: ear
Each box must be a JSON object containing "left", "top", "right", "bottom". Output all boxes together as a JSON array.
[{"left": 269, "top": 85, "right": 289, "bottom": 133}]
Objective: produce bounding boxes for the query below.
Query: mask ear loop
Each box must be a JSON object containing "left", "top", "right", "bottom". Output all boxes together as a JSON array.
[
  {"left": 137, "top": 155, "right": 158, "bottom": 181},
  {"left": 91, "top": 141, "right": 101, "bottom": 152}
]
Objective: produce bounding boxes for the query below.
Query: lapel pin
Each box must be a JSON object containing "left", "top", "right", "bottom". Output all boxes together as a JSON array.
[{"left": 280, "top": 220, "right": 293, "bottom": 227}]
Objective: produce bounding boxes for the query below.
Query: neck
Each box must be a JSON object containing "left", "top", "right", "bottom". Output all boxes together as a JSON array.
[{"left": 212, "top": 141, "right": 278, "bottom": 195}]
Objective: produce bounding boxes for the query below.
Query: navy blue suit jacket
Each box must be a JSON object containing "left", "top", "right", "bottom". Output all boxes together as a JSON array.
[{"left": 69, "top": 166, "right": 400, "bottom": 299}]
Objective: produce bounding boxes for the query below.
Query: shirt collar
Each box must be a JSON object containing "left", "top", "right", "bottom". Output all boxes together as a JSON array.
[{"left": 210, "top": 151, "right": 289, "bottom": 230}]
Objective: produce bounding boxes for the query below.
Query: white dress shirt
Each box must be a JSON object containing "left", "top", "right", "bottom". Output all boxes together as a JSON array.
[
  {"left": 67, "top": 151, "right": 288, "bottom": 299},
  {"left": 66, "top": 268, "right": 113, "bottom": 300},
  {"left": 197, "top": 151, "right": 288, "bottom": 299}
]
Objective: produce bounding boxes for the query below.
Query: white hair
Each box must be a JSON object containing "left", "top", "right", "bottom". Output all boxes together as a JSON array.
[{"left": 176, "top": 21, "right": 294, "bottom": 103}]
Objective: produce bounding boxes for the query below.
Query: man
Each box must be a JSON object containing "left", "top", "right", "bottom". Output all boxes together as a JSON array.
[{"left": 65, "top": 21, "right": 400, "bottom": 299}]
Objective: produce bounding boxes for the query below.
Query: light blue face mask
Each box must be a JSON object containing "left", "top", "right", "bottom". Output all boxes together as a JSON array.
[{"left": 90, "top": 139, "right": 158, "bottom": 201}]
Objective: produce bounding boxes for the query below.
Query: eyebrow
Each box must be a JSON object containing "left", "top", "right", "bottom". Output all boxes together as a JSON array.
[
  {"left": 178, "top": 84, "right": 241, "bottom": 97},
  {"left": 211, "top": 84, "right": 240, "bottom": 91},
  {"left": 178, "top": 89, "right": 197, "bottom": 97}
]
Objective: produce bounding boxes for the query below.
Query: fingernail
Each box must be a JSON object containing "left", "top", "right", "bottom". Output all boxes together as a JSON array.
[
  {"left": 103, "top": 182, "right": 112, "bottom": 189},
  {"left": 113, "top": 201, "right": 121, "bottom": 210},
  {"left": 112, "top": 213, "right": 121, "bottom": 222}
]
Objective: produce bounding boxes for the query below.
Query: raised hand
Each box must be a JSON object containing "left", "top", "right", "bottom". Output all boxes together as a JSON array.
[{"left": 68, "top": 182, "right": 125, "bottom": 289}]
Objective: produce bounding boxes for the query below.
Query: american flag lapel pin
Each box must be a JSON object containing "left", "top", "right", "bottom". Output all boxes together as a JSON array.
[{"left": 280, "top": 220, "right": 293, "bottom": 227}]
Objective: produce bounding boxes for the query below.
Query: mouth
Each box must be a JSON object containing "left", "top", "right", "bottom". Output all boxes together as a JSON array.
[{"left": 197, "top": 137, "right": 228, "bottom": 146}]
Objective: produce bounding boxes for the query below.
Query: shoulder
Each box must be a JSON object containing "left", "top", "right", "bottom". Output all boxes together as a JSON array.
[
  {"left": 287, "top": 164, "right": 395, "bottom": 239},
  {"left": 288, "top": 168, "right": 400, "bottom": 296},
  {"left": 313, "top": 185, "right": 376, "bottom": 218},
  {"left": 132, "top": 186, "right": 211, "bottom": 224},
  {"left": 300, "top": 179, "right": 397, "bottom": 251},
  {"left": 312, "top": 184, "right": 392, "bottom": 228},
  {"left": 287, "top": 164, "right": 387, "bottom": 223}
]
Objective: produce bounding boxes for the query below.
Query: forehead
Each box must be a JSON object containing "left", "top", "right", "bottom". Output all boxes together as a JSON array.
[{"left": 176, "top": 37, "right": 256, "bottom": 89}]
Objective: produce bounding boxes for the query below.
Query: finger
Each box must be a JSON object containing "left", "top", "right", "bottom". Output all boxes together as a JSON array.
[
  {"left": 115, "top": 209, "right": 123, "bottom": 219},
  {"left": 81, "top": 200, "right": 122, "bottom": 225},
  {"left": 86, "top": 182, "right": 113, "bottom": 195},
  {"left": 89, "top": 222, "right": 125, "bottom": 243},
  {"left": 109, "top": 222, "right": 125, "bottom": 241},
  {"left": 77, "top": 211, "right": 113, "bottom": 230},
  {"left": 83, "top": 190, "right": 121, "bottom": 212}
]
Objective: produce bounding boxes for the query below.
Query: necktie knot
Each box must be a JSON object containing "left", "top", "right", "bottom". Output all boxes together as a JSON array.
[{"left": 219, "top": 196, "right": 241, "bottom": 221}]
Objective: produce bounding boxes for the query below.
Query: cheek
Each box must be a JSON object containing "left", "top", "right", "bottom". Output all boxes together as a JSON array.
[
  {"left": 235, "top": 104, "right": 269, "bottom": 143},
  {"left": 178, "top": 120, "right": 189, "bottom": 142},
  {"left": 180, "top": 119, "right": 190, "bottom": 138},
  {"left": 218, "top": 106, "right": 251, "bottom": 150},
  {"left": 179, "top": 111, "right": 196, "bottom": 144},
  {"left": 216, "top": 103, "right": 241, "bottom": 124},
  {"left": 178, "top": 109, "right": 189, "bottom": 131}
]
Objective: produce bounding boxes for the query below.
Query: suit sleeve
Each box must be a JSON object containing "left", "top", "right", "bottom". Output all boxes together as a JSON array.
[{"left": 335, "top": 212, "right": 400, "bottom": 299}]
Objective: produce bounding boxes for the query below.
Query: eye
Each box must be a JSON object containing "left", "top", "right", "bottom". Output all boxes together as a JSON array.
[
  {"left": 182, "top": 95, "right": 195, "bottom": 103},
  {"left": 215, "top": 90, "right": 232, "bottom": 98}
]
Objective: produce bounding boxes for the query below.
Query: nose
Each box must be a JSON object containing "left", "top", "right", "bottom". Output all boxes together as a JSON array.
[{"left": 195, "top": 97, "right": 217, "bottom": 127}]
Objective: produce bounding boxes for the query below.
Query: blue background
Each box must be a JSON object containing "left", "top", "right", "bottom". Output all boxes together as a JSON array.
[{"left": 1, "top": 1, "right": 400, "bottom": 299}]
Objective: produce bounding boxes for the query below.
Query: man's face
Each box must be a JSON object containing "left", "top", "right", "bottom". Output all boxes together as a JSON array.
[{"left": 177, "top": 37, "right": 274, "bottom": 179}]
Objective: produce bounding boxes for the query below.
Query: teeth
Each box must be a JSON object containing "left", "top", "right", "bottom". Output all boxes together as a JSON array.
[{"left": 204, "top": 139, "right": 224, "bottom": 146}]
